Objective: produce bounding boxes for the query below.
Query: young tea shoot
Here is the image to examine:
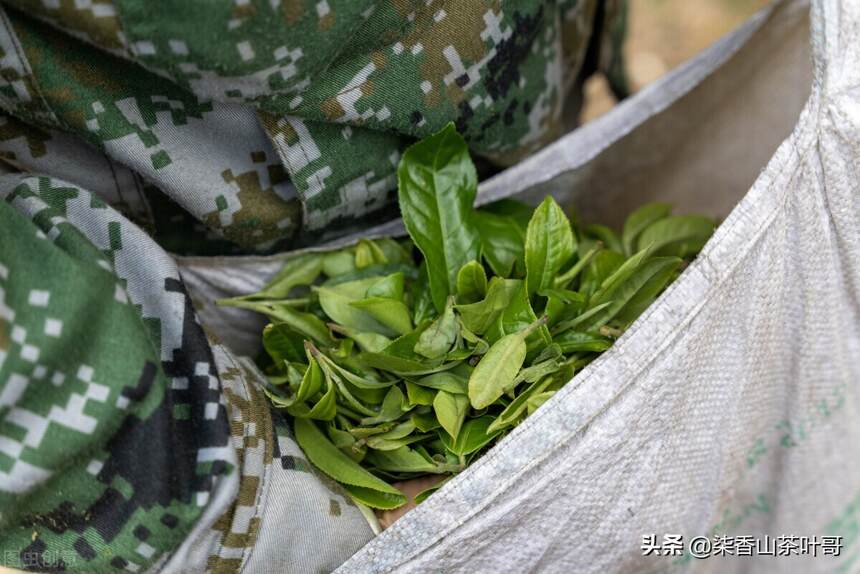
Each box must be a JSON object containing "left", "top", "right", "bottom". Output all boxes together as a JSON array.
[{"left": 219, "top": 124, "right": 715, "bottom": 509}]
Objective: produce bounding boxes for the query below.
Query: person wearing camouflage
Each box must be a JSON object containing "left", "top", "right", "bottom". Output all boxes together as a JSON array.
[{"left": 0, "top": 1, "right": 627, "bottom": 571}]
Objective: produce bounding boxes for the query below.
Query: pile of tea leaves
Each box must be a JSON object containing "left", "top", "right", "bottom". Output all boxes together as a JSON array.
[{"left": 219, "top": 124, "right": 715, "bottom": 510}]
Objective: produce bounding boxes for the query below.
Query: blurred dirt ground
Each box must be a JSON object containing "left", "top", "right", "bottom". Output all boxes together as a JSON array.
[{"left": 582, "top": 0, "right": 772, "bottom": 120}]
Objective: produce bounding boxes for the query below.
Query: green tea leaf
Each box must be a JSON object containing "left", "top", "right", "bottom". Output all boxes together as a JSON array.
[
  {"left": 355, "top": 239, "right": 388, "bottom": 269},
  {"left": 323, "top": 263, "right": 416, "bottom": 287},
  {"left": 541, "top": 288, "right": 586, "bottom": 326},
  {"left": 554, "top": 330, "right": 613, "bottom": 353},
  {"left": 411, "top": 410, "right": 441, "bottom": 432},
  {"left": 316, "top": 280, "right": 396, "bottom": 336},
  {"left": 398, "top": 123, "right": 481, "bottom": 312},
  {"left": 262, "top": 323, "right": 306, "bottom": 364},
  {"left": 262, "top": 385, "right": 296, "bottom": 409},
  {"left": 488, "top": 282, "right": 551, "bottom": 345},
  {"left": 637, "top": 215, "right": 715, "bottom": 258},
  {"left": 486, "top": 377, "right": 553, "bottom": 434},
  {"left": 297, "top": 353, "right": 324, "bottom": 402},
  {"left": 360, "top": 386, "right": 407, "bottom": 425},
  {"left": 264, "top": 362, "right": 300, "bottom": 390},
  {"left": 440, "top": 415, "right": 501, "bottom": 456},
  {"left": 359, "top": 327, "right": 457, "bottom": 374},
  {"left": 348, "top": 421, "right": 397, "bottom": 439},
  {"left": 622, "top": 202, "right": 672, "bottom": 256},
  {"left": 322, "top": 249, "right": 357, "bottom": 278},
  {"left": 366, "top": 272, "right": 405, "bottom": 300},
  {"left": 294, "top": 418, "right": 406, "bottom": 508},
  {"left": 365, "top": 420, "right": 425, "bottom": 450},
  {"left": 413, "top": 371, "right": 468, "bottom": 394},
  {"left": 584, "top": 224, "right": 622, "bottom": 254},
  {"left": 365, "top": 446, "right": 443, "bottom": 473},
  {"left": 514, "top": 357, "right": 564, "bottom": 385},
  {"left": 242, "top": 131, "right": 711, "bottom": 492},
  {"left": 334, "top": 374, "right": 383, "bottom": 418},
  {"left": 222, "top": 254, "right": 322, "bottom": 304},
  {"left": 433, "top": 391, "right": 469, "bottom": 441},
  {"left": 584, "top": 256, "right": 682, "bottom": 329},
  {"left": 446, "top": 346, "right": 473, "bottom": 361},
  {"left": 382, "top": 321, "right": 431, "bottom": 358},
  {"left": 550, "top": 302, "right": 613, "bottom": 335},
  {"left": 351, "top": 297, "right": 413, "bottom": 336},
  {"left": 269, "top": 305, "right": 334, "bottom": 346},
  {"left": 525, "top": 196, "right": 575, "bottom": 295},
  {"left": 375, "top": 238, "right": 413, "bottom": 265},
  {"left": 532, "top": 342, "right": 563, "bottom": 364},
  {"left": 456, "top": 277, "right": 521, "bottom": 334},
  {"left": 405, "top": 381, "right": 436, "bottom": 406},
  {"left": 580, "top": 249, "right": 625, "bottom": 296},
  {"left": 313, "top": 350, "right": 397, "bottom": 390},
  {"left": 554, "top": 242, "right": 603, "bottom": 290},
  {"left": 261, "top": 254, "right": 323, "bottom": 297},
  {"left": 329, "top": 324, "right": 391, "bottom": 353},
  {"left": 328, "top": 425, "right": 368, "bottom": 463},
  {"left": 359, "top": 352, "right": 447, "bottom": 375},
  {"left": 474, "top": 211, "right": 525, "bottom": 278},
  {"left": 328, "top": 424, "right": 361, "bottom": 457},
  {"left": 349, "top": 386, "right": 389, "bottom": 407},
  {"left": 468, "top": 319, "right": 545, "bottom": 409},
  {"left": 370, "top": 420, "right": 416, "bottom": 442},
  {"left": 323, "top": 276, "right": 381, "bottom": 298},
  {"left": 287, "top": 374, "right": 337, "bottom": 420},
  {"left": 366, "top": 434, "right": 430, "bottom": 451},
  {"left": 589, "top": 246, "right": 654, "bottom": 308},
  {"left": 458, "top": 323, "right": 489, "bottom": 356},
  {"left": 342, "top": 485, "right": 407, "bottom": 510},
  {"left": 224, "top": 300, "right": 334, "bottom": 346},
  {"left": 614, "top": 257, "right": 682, "bottom": 324},
  {"left": 526, "top": 391, "right": 556, "bottom": 415},
  {"left": 456, "top": 260, "right": 488, "bottom": 304},
  {"left": 414, "top": 298, "right": 458, "bottom": 359},
  {"left": 411, "top": 262, "right": 436, "bottom": 325}
]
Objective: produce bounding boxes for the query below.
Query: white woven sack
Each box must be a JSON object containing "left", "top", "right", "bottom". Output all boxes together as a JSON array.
[
  {"left": 179, "top": 0, "right": 860, "bottom": 571},
  {"left": 330, "top": 0, "right": 860, "bottom": 571}
]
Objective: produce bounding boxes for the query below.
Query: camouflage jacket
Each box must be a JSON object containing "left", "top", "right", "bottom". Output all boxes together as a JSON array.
[{"left": 0, "top": 1, "right": 626, "bottom": 572}]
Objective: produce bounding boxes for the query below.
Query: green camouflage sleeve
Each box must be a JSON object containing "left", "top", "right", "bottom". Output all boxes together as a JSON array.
[
  {"left": 0, "top": 0, "right": 626, "bottom": 252},
  {"left": 0, "top": 175, "right": 372, "bottom": 572}
]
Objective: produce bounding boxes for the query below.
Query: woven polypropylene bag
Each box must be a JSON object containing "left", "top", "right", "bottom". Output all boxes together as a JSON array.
[{"left": 179, "top": 0, "right": 860, "bottom": 571}]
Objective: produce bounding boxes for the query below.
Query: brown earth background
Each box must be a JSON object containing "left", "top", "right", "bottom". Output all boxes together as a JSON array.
[{"left": 582, "top": 0, "right": 771, "bottom": 121}]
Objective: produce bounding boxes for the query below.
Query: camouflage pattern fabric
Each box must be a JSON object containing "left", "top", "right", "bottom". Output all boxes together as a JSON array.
[
  {"left": 0, "top": 0, "right": 627, "bottom": 252},
  {"left": 0, "top": 1, "right": 627, "bottom": 572},
  {"left": 0, "top": 173, "right": 238, "bottom": 571},
  {"left": 0, "top": 174, "right": 374, "bottom": 572}
]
